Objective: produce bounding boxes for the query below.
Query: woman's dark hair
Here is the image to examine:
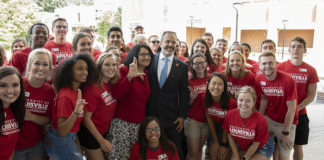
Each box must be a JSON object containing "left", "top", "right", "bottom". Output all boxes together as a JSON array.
[
  {"left": 180, "top": 41, "right": 189, "bottom": 58},
  {"left": 53, "top": 53, "right": 96, "bottom": 92},
  {"left": 0, "top": 66, "right": 25, "bottom": 135},
  {"left": 189, "top": 52, "right": 207, "bottom": 80},
  {"left": 123, "top": 44, "right": 154, "bottom": 69},
  {"left": 205, "top": 72, "right": 230, "bottom": 110},
  {"left": 138, "top": 116, "right": 176, "bottom": 160},
  {"left": 190, "top": 38, "right": 215, "bottom": 72}
]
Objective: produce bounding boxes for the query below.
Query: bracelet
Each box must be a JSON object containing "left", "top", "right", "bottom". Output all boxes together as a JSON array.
[{"left": 73, "top": 111, "right": 80, "bottom": 115}]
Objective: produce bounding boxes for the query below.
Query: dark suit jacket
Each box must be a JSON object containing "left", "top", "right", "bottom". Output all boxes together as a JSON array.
[{"left": 146, "top": 52, "right": 189, "bottom": 127}]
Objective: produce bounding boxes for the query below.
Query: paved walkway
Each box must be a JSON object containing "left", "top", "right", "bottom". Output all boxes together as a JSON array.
[{"left": 301, "top": 101, "right": 324, "bottom": 160}]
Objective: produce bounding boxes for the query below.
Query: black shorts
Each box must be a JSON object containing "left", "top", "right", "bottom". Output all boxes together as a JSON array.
[
  {"left": 294, "top": 114, "right": 309, "bottom": 145},
  {"left": 78, "top": 125, "right": 107, "bottom": 149}
]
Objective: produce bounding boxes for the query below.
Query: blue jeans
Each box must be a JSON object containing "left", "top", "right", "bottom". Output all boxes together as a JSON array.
[
  {"left": 44, "top": 126, "right": 82, "bottom": 160},
  {"left": 256, "top": 137, "right": 275, "bottom": 158}
]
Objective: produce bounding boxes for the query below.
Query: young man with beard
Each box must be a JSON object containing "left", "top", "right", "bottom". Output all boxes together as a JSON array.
[
  {"left": 277, "top": 37, "right": 319, "bottom": 160},
  {"left": 44, "top": 18, "right": 73, "bottom": 64},
  {"left": 255, "top": 51, "right": 298, "bottom": 160},
  {"left": 11, "top": 23, "right": 56, "bottom": 74},
  {"left": 146, "top": 31, "right": 189, "bottom": 160}
]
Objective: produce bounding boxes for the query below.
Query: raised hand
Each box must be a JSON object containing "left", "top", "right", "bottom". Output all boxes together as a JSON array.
[
  {"left": 127, "top": 57, "right": 145, "bottom": 81},
  {"left": 188, "top": 86, "right": 198, "bottom": 100},
  {"left": 74, "top": 89, "right": 87, "bottom": 114}
]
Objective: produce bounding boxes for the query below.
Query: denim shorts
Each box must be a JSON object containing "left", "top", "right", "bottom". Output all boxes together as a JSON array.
[
  {"left": 44, "top": 126, "right": 83, "bottom": 160},
  {"left": 256, "top": 137, "right": 275, "bottom": 158}
]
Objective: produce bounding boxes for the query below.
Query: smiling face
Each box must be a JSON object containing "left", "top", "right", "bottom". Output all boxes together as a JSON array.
[
  {"left": 101, "top": 56, "right": 118, "bottom": 82},
  {"left": 259, "top": 55, "right": 276, "bottom": 79},
  {"left": 208, "top": 76, "right": 224, "bottom": 99},
  {"left": 145, "top": 120, "right": 161, "bottom": 147},
  {"left": 161, "top": 33, "right": 177, "bottom": 57},
  {"left": 216, "top": 41, "right": 228, "bottom": 55},
  {"left": 108, "top": 31, "right": 122, "bottom": 49},
  {"left": 0, "top": 74, "right": 21, "bottom": 108},
  {"left": 72, "top": 60, "right": 88, "bottom": 86},
  {"left": 242, "top": 45, "right": 251, "bottom": 58},
  {"left": 210, "top": 49, "right": 222, "bottom": 65},
  {"left": 31, "top": 25, "right": 49, "bottom": 48},
  {"left": 137, "top": 47, "right": 151, "bottom": 69},
  {"left": 76, "top": 37, "right": 92, "bottom": 55},
  {"left": 30, "top": 53, "right": 50, "bottom": 81},
  {"left": 192, "top": 57, "right": 206, "bottom": 77},
  {"left": 229, "top": 53, "right": 243, "bottom": 73},
  {"left": 193, "top": 42, "right": 207, "bottom": 55},
  {"left": 203, "top": 35, "right": 213, "bottom": 48},
  {"left": 237, "top": 92, "right": 255, "bottom": 116},
  {"left": 53, "top": 20, "right": 68, "bottom": 42}
]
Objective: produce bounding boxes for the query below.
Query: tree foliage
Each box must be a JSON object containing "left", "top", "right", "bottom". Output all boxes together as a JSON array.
[
  {"left": 35, "top": 0, "right": 94, "bottom": 12},
  {"left": 0, "top": 0, "right": 40, "bottom": 50},
  {"left": 97, "top": 7, "right": 122, "bottom": 47}
]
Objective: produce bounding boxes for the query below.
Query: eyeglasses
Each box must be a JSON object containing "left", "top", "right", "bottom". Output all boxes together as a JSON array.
[
  {"left": 138, "top": 53, "right": 151, "bottom": 57},
  {"left": 193, "top": 61, "right": 207, "bottom": 66},
  {"left": 55, "top": 25, "right": 67, "bottom": 29},
  {"left": 151, "top": 41, "right": 160, "bottom": 44},
  {"left": 146, "top": 127, "right": 160, "bottom": 133}
]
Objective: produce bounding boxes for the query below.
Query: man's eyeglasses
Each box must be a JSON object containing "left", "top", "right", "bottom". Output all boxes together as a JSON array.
[{"left": 151, "top": 41, "right": 160, "bottom": 44}]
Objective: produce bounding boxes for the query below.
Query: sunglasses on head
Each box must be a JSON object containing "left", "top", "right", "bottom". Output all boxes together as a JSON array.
[{"left": 151, "top": 41, "right": 160, "bottom": 44}]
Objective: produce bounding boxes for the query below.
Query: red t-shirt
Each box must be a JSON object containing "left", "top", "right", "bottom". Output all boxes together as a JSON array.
[
  {"left": 10, "top": 47, "right": 32, "bottom": 74},
  {"left": 129, "top": 142, "right": 180, "bottom": 160},
  {"left": 255, "top": 71, "right": 298, "bottom": 124},
  {"left": 226, "top": 71, "right": 256, "bottom": 96},
  {"left": 223, "top": 57, "right": 227, "bottom": 64},
  {"left": 246, "top": 59, "right": 258, "bottom": 66},
  {"left": 93, "top": 49, "right": 103, "bottom": 61},
  {"left": 0, "top": 108, "right": 20, "bottom": 159},
  {"left": 120, "top": 51, "right": 128, "bottom": 64},
  {"left": 83, "top": 83, "right": 117, "bottom": 134},
  {"left": 16, "top": 78, "right": 55, "bottom": 150},
  {"left": 178, "top": 56, "right": 188, "bottom": 62},
  {"left": 251, "top": 63, "right": 262, "bottom": 76},
  {"left": 51, "top": 88, "right": 83, "bottom": 132},
  {"left": 222, "top": 109, "right": 269, "bottom": 151},
  {"left": 44, "top": 40, "right": 73, "bottom": 64},
  {"left": 277, "top": 60, "right": 319, "bottom": 115},
  {"left": 10, "top": 47, "right": 56, "bottom": 74},
  {"left": 187, "top": 77, "right": 208, "bottom": 122},
  {"left": 203, "top": 97, "right": 237, "bottom": 124},
  {"left": 112, "top": 66, "right": 150, "bottom": 123}
]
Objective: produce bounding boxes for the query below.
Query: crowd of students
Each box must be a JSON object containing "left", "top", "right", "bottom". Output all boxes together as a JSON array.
[{"left": 0, "top": 17, "right": 319, "bottom": 160}]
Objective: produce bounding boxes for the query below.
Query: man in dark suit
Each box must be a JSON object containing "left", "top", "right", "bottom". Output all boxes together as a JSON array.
[{"left": 146, "top": 31, "right": 189, "bottom": 159}]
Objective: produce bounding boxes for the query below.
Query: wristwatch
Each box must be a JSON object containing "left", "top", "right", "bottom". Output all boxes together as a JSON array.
[{"left": 282, "top": 131, "right": 289, "bottom": 135}]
